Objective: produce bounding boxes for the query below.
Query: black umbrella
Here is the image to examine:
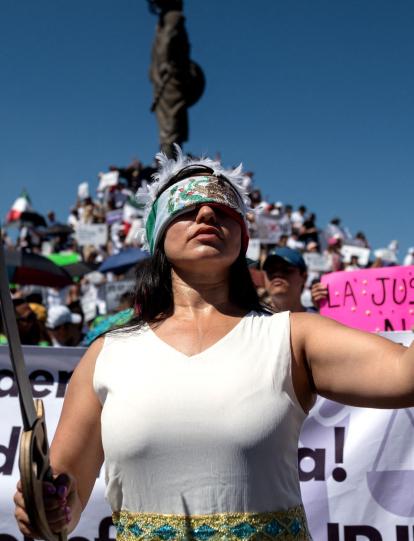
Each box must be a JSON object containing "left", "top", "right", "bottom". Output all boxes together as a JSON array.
[
  {"left": 64, "top": 261, "right": 97, "bottom": 279},
  {"left": 41, "top": 224, "right": 73, "bottom": 236},
  {"left": 5, "top": 249, "right": 73, "bottom": 288},
  {"left": 18, "top": 211, "right": 47, "bottom": 228}
]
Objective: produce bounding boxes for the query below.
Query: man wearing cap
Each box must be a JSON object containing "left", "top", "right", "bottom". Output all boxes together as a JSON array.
[
  {"left": 46, "top": 305, "right": 83, "bottom": 347},
  {"left": 262, "top": 247, "right": 309, "bottom": 313}
]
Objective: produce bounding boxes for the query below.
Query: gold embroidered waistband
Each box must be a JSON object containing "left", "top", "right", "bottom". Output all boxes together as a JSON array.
[{"left": 112, "top": 505, "right": 312, "bottom": 540}]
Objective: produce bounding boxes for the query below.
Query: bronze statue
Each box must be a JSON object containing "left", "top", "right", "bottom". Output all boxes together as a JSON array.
[{"left": 148, "top": 0, "right": 205, "bottom": 157}]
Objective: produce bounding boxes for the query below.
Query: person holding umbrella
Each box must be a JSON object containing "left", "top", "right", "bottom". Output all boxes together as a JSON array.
[{"left": 14, "top": 148, "right": 414, "bottom": 540}]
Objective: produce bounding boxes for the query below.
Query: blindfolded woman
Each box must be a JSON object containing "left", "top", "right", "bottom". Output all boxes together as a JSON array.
[{"left": 15, "top": 147, "right": 414, "bottom": 541}]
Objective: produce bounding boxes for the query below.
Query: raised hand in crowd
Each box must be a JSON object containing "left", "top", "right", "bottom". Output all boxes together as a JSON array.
[{"left": 310, "top": 281, "right": 328, "bottom": 310}]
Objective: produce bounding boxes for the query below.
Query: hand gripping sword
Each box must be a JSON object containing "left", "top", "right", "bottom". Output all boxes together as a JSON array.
[{"left": 0, "top": 238, "right": 66, "bottom": 541}]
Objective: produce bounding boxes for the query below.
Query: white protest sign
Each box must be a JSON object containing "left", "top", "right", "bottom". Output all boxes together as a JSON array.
[
  {"left": 125, "top": 218, "right": 144, "bottom": 246},
  {"left": 256, "top": 215, "right": 281, "bottom": 244},
  {"left": 246, "top": 238, "right": 261, "bottom": 262},
  {"left": 303, "top": 252, "right": 332, "bottom": 272},
  {"left": 76, "top": 224, "right": 108, "bottom": 247},
  {"left": 341, "top": 244, "right": 371, "bottom": 266},
  {"left": 105, "top": 280, "right": 135, "bottom": 312},
  {"left": 78, "top": 182, "right": 89, "bottom": 200},
  {"left": 105, "top": 209, "right": 123, "bottom": 225},
  {"left": 374, "top": 248, "right": 398, "bottom": 264},
  {"left": 97, "top": 171, "right": 119, "bottom": 192},
  {"left": 41, "top": 241, "right": 53, "bottom": 256},
  {"left": 80, "top": 283, "right": 98, "bottom": 322}
]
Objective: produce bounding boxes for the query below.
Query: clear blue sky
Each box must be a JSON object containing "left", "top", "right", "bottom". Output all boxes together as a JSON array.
[{"left": 1, "top": 0, "right": 413, "bottom": 257}]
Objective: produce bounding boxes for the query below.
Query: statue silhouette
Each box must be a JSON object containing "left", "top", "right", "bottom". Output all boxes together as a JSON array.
[{"left": 149, "top": 0, "right": 205, "bottom": 157}]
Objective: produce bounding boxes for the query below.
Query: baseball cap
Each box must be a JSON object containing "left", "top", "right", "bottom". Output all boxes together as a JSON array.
[
  {"left": 263, "top": 247, "right": 307, "bottom": 272},
  {"left": 46, "top": 305, "right": 82, "bottom": 329}
]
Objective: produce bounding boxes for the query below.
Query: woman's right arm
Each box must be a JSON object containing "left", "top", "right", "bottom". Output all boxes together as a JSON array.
[{"left": 14, "top": 337, "right": 105, "bottom": 536}]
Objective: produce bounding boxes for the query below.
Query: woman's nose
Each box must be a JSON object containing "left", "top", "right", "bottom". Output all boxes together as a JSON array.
[{"left": 195, "top": 205, "right": 217, "bottom": 223}]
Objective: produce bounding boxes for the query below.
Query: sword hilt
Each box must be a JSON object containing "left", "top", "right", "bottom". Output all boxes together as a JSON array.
[{"left": 19, "top": 399, "right": 67, "bottom": 541}]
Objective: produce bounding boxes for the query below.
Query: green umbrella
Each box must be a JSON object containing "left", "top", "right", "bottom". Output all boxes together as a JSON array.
[
  {"left": 47, "top": 252, "right": 81, "bottom": 266},
  {"left": 47, "top": 252, "right": 97, "bottom": 279}
]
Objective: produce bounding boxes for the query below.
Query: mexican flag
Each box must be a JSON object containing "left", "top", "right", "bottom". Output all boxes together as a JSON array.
[
  {"left": 123, "top": 195, "right": 144, "bottom": 223},
  {"left": 6, "top": 191, "right": 32, "bottom": 223}
]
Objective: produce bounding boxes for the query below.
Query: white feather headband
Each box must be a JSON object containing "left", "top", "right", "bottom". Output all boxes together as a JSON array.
[{"left": 136, "top": 144, "right": 252, "bottom": 252}]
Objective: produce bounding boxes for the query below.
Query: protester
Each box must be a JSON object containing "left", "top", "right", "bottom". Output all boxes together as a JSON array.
[
  {"left": 324, "top": 217, "right": 348, "bottom": 241},
  {"left": 14, "top": 149, "right": 414, "bottom": 541},
  {"left": 286, "top": 232, "right": 305, "bottom": 251},
  {"left": 13, "top": 299, "right": 50, "bottom": 346},
  {"left": 2, "top": 149, "right": 412, "bottom": 347},
  {"left": 305, "top": 241, "right": 319, "bottom": 253},
  {"left": 298, "top": 212, "right": 319, "bottom": 245},
  {"left": 47, "top": 211, "right": 58, "bottom": 226},
  {"left": 291, "top": 204, "right": 307, "bottom": 232},
  {"left": 403, "top": 247, "right": 414, "bottom": 266},
  {"left": 325, "top": 236, "right": 343, "bottom": 271},
  {"left": 277, "top": 234, "right": 289, "bottom": 247},
  {"left": 45, "top": 305, "right": 83, "bottom": 347},
  {"left": 344, "top": 254, "right": 361, "bottom": 271},
  {"left": 262, "top": 247, "right": 310, "bottom": 313},
  {"left": 354, "top": 231, "right": 369, "bottom": 248}
]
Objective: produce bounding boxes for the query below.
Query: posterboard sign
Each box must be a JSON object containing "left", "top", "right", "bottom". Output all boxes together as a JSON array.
[
  {"left": 1, "top": 335, "right": 414, "bottom": 541},
  {"left": 78, "top": 182, "right": 90, "bottom": 200},
  {"left": 105, "top": 209, "right": 123, "bottom": 225},
  {"left": 97, "top": 171, "right": 119, "bottom": 192},
  {"left": 304, "top": 253, "right": 332, "bottom": 273},
  {"left": 105, "top": 280, "right": 135, "bottom": 312},
  {"left": 80, "top": 284, "right": 98, "bottom": 322},
  {"left": 375, "top": 248, "right": 398, "bottom": 264},
  {"left": 125, "top": 219, "right": 144, "bottom": 246},
  {"left": 320, "top": 265, "right": 414, "bottom": 332},
  {"left": 76, "top": 224, "right": 108, "bottom": 247},
  {"left": 246, "top": 238, "right": 261, "bottom": 262},
  {"left": 256, "top": 215, "right": 281, "bottom": 244},
  {"left": 341, "top": 244, "right": 371, "bottom": 266}
]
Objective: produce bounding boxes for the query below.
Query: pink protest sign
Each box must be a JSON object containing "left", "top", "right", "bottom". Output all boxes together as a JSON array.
[{"left": 320, "top": 265, "right": 414, "bottom": 332}]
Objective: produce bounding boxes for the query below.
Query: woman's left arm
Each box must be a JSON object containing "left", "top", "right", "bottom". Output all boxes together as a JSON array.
[{"left": 291, "top": 312, "right": 414, "bottom": 409}]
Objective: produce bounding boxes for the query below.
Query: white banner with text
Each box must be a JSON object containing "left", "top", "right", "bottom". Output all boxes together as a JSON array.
[{"left": 0, "top": 335, "right": 413, "bottom": 541}]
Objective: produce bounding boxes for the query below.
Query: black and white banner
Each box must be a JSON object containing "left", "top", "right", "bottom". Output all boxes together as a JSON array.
[{"left": 1, "top": 335, "right": 413, "bottom": 541}]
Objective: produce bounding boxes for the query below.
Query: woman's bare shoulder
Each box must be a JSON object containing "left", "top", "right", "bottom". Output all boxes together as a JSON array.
[{"left": 72, "top": 336, "right": 106, "bottom": 379}]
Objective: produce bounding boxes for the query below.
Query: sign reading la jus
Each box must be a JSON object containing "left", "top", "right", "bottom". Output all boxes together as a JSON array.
[{"left": 320, "top": 265, "right": 414, "bottom": 332}]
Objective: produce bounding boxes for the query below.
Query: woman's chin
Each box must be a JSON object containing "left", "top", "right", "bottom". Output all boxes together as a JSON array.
[{"left": 170, "top": 248, "right": 237, "bottom": 272}]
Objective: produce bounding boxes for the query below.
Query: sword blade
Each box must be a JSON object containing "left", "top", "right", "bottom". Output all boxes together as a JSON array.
[{"left": 0, "top": 237, "right": 37, "bottom": 430}]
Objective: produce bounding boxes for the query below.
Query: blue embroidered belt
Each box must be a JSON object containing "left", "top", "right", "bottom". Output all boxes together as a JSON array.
[{"left": 113, "top": 505, "right": 312, "bottom": 540}]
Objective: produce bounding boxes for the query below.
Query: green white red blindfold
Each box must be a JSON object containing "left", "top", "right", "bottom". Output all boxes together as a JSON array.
[{"left": 145, "top": 175, "right": 249, "bottom": 254}]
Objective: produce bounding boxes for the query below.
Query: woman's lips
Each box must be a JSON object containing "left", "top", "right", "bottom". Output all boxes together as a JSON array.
[{"left": 191, "top": 226, "right": 222, "bottom": 240}]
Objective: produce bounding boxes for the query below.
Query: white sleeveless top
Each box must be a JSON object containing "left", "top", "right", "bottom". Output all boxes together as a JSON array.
[{"left": 94, "top": 311, "right": 311, "bottom": 540}]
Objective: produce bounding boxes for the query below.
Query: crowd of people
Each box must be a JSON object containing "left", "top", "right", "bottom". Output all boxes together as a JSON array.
[
  {"left": 2, "top": 154, "right": 413, "bottom": 348},
  {"left": 12, "top": 149, "right": 414, "bottom": 541}
]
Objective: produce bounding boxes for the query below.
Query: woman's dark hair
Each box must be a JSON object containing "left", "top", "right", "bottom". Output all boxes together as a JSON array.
[{"left": 111, "top": 245, "right": 269, "bottom": 335}]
